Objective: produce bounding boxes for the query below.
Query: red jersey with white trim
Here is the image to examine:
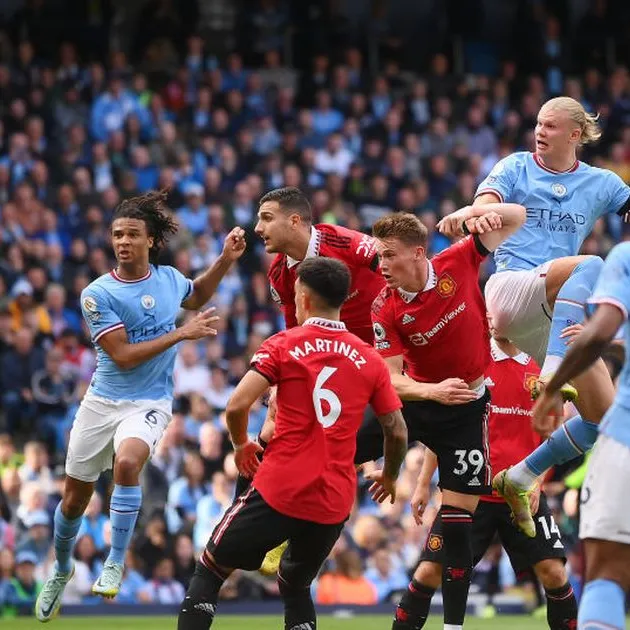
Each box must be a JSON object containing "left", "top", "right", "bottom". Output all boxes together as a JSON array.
[
  {"left": 268, "top": 224, "right": 385, "bottom": 344},
  {"left": 482, "top": 338, "right": 542, "bottom": 503},
  {"left": 371, "top": 236, "right": 490, "bottom": 383},
  {"left": 249, "top": 317, "right": 401, "bottom": 524}
]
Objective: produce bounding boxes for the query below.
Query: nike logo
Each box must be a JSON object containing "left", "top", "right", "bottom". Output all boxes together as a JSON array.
[{"left": 41, "top": 595, "right": 59, "bottom": 617}]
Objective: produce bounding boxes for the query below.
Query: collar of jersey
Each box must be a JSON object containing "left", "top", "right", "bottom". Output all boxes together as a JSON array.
[
  {"left": 304, "top": 317, "right": 347, "bottom": 330},
  {"left": 397, "top": 260, "right": 436, "bottom": 303},
  {"left": 532, "top": 152, "right": 579, "bottom": 174},
  {"left": 490, "top": 338, "right": 530, "bottom": 365},
  {"left": 287, "top": 227, "right": 321, "bottom": 268},
  {"left": 110, "top": 267, "right": 152, "bottom": 283}
]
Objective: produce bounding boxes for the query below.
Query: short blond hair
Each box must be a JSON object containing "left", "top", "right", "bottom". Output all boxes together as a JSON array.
[
  {"left": 372, "top": 212, "right": 428, "bottom": 248},
  {"left": 542, "top": 96, "right": 602, "bottom": 145}
]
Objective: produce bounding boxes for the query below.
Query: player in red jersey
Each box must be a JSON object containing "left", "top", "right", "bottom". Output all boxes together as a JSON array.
[
  {"left": 391, "top": 318, "right": 577, "bottom": 630},
  {"left": 364, "top": 208, "right": 525, "bottom": 630},
  {"left": 177, "top": 257, "right": 407, "bottom": 630}
]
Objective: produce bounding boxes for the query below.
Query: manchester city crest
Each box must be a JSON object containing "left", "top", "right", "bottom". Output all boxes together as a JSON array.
[
  {"left": 551, "top": 183, "right": 567, "bottom": 198},
  {"left": 141, "top": 294, "right": 156, "bottom": 309}
]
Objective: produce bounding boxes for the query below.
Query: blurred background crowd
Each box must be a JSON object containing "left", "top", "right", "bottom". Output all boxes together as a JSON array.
[{"left": 1, "top": 0, "right": 630, "bottom": 616}]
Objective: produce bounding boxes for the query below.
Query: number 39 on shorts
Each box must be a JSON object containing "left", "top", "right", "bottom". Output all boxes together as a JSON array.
[{"left": 453, "top": 449, "right": 484, "bottom": 476}]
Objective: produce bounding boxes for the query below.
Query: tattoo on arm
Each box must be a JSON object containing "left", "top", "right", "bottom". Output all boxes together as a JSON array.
[{"left": 377, "top": 409, "right": 408, "bottom": 480}]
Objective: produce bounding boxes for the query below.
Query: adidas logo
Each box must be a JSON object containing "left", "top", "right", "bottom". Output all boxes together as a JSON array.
[
  {"left": 468, "top": 476, "right": 481, "bottom": 487},
  {"left": 484, "top": 377, "right": 495, "bottom": 387},
  {"left": 402, "top": 314, "right": 415, "bottom": 325},
  {"left": 553, "top": 540, "right": 564, "bottom": 549},
  {"left": 194, "top": 602, "right": 216, "bottom": 615}
]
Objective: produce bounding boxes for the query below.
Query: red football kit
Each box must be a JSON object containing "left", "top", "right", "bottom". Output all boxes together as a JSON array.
[
  {"left": 249, "top": 317, "right": 401, "bottom": 524},
  {"left": 482, "top": 338, "right": 542, "bottom": 503},
  {"left": 371, "top": 236, "right": 490, "bottom": 384},
  {"left": 268, "top": 224, "right": 386, "bottom": 344}
]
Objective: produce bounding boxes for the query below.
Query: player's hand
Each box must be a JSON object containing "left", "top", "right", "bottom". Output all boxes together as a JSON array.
[
  {"left": 429, "top": 378, "right": 478, "bottom": 405},
  {"left": 436, "top": 207, "right": 472, "bottom": 237},
  {"left": 221, "top": 227, "right": 246, "bottom": 262},
  {"left": 364, "top": 469, "right": 397, "bottom": 505},
  {"left": 529, "top": 483, "right": 541, "bottom": 515},
  {"left": 410, "top": 482, "right": 431, "bottom": 526},
  {"left": 234, "top": 439, "right": 264, "bottom": 478},
  {"left": 467, "top": 212, "right": 502, "bottom": 234},
  {"left": 532, "top": 388, "right": 564, "bottom": 437},
  {"left": 180, "top": 308, "right": 220, "bottom": 340},
  {"left": 560, "top": 323, "right": 584, "bottom": 345}
]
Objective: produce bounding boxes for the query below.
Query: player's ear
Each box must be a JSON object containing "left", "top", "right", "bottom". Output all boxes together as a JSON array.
[
  {"left": 414, "top": 245, "right": 425, "bottom": 260},
  {"left": 147, "top": 235, "right": 155, "bottom": 249}
]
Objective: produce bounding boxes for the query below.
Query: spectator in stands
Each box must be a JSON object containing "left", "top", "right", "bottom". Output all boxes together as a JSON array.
[
  {"left": 316, "top": 549, "right": 378, "bottom": 605},
  {"left": 172, "top": 533, "right": 196, "bottom": 589},
  {"left": 364, "top": 547, "right": 410, "bottom": 602},
  {"left": 138, "top": 556, "right": 185, "bottom": 604},
  {"left": 1, "top": 550, "right": 41, "bottom": 615},
  {"left": 17, "top": 442, "right": 55, "bottom": 496},
  {"left": 166, "top": 451, "right": 210, "bottom": 533},
  {"left": 77, "top": 492, "right": 108, "bottom": 553}
]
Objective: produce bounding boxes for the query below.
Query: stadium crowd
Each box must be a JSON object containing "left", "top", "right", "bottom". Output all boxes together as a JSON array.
[{"left": 1, "top": 0, "right": 630, "bottom": 616}]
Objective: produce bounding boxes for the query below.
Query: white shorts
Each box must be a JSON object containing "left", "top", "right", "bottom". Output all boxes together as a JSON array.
[
  {"left": 580, "top": 434, "right": 630, "bottom": 544},
  {"left": 65, "top": 391, "right": 171, "bottom": 483},
  {"left": 485, "top": 263, "right": 552, "bottom": 365}
]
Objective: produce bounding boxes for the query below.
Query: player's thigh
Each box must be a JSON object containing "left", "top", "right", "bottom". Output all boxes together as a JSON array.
[
  {"left": 583, "top": 540, "right": 630, "bottom": 589},
  {"left": 544, "top": 255, "right": 590, "bottom": 306},
  {"left": 485, "top": 265, "right": 551, "bottom": 363},
  {"left": 424, "top": 392, "right": 493, "bottom": 500},
  {"left": 207, "top": 488, "right": 293, "bottom": 571},
  {"left": 580, "top": 432, "right": 630, "bottom": 552},
  {"left": 497, "top": 495, "right": 566, "bottom": 578},
  {"left": 572, "top": 358, "right": 615, "bottom": 424},
  {"left": 113, "top": 399, "right": 171, "bottom": 460},
  {"left": 279, "top": 519, "right": 345, "bottom": 589},
  {"left": 354, "top": 406, "right": 386, "bottom": 465},
  {"left": 65, "top": 393, "right": 120, "bottom": 483}
]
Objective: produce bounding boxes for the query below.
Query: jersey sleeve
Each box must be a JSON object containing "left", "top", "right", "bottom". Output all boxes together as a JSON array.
[
  {"left": 80, "top": 287, "right": 124, "bottom": 344},
  {"left": 371, "top": 291, "right": 404, "bottom": 357},
  {"left": 603, "top": 170, "right": 630, "bottom": 218},
  {"left": 249, "top": 336, "right": 282, "bottom": 384},
  {"left": 475, "top": 153, "right": 520, "bottom": 203},
  {"left": 586, "top": 243, "right": 630, "bottom": 322},
  {"left": 369, "top": 355, "right": 403, "bottom": 415},
  {"left": 170, "top": 266, "right": 195, "bottom": 304},
  {"left": 349, "top": 231, "right": 380, "bottom": 272}
]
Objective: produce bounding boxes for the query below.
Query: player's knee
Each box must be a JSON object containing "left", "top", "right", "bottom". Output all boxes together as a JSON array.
[
  {"left": 414, "top": 561, "right": 442, "bottom": 590},
  {"left": 574, "top": 255, "right": 604, "bottom": 289},
  {"left": 113, "top": 453, "right": 143, "bottom": 483},
  {"left": 278, "top": 575, "right": 311, "bottom": 603},
  {"left": 535, "top": 559, "right": 567, "bottom": 590}
]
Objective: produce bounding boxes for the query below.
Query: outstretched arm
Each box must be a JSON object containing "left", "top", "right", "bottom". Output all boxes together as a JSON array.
[
  {"left": 437, "top": 200, "right": 526, "bottom": 252},
  {"left": 182, "top": 227, "right": 246, "bottom": 310}
]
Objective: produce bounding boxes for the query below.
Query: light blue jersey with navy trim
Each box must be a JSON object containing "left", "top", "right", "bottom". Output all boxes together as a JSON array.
[
  {"left": 80, "top": 265, "right": 194, "bottom": 401},
  {"left": 586, "top": 242, "right": 630, "bottom": 445},
  {"left": 476, "top": 152, "right": 630, "bottom": 272}
]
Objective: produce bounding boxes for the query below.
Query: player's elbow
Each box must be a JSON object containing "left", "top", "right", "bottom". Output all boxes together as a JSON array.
[
  {"left": 225, "top": 395, "right": 248, "bottom": 419},
  {"left": 381, "top": 410, "right": 408, "bottom": 444},
  {"left": 109, "top": 350, "right": 136, "bottom": 371}
]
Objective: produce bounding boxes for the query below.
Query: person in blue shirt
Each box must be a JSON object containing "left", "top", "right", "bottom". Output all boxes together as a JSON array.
[
  {"left": 36, "top": 189, "right": 246, "bottom": 622},
  {"left": 531, "top": 242, "right": 630, "bottom": 630},
  {"left": 438, "top": 96, "right": 630, "bottom": 539}
]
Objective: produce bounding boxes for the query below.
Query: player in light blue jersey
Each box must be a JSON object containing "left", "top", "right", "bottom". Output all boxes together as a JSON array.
[
  {"left": 36, "top": 190, "right": 245, "bottom": 622},
  {"left": 438, "top": 96, "right": 630, "bottom": 538},
  {"left": 531, "top": 242, "right": 630, "bottom": 630}
]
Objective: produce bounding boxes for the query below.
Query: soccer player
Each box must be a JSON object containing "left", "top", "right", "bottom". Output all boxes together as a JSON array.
[
  {"left": 365, "top": 207, "right": 525, "bottom": 630},
  {"left": 532, "top": 242, "right": 630, "bottom": 630},
  {"left": 177, "top": 257, "right": 407, "bottom": 630},
  {"left": 459, "top": 96, "right": 630, "bottom": 537},
  {"left": 234, "top": 185, "right": 387, "bottom": 572},
  {"left": 35, "top": 191, "right": 246, "bottom": 621},
  {"left": 391, "top": 319, "right": 577, "bottom": 630}
]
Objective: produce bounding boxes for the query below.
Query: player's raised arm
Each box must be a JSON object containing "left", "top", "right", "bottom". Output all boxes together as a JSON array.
[
  {"left": 437, "top": 202, "right": 526, "bottom": 253},
  {"left": 182, "top": 227, "right": 246, "bottom": 310}
]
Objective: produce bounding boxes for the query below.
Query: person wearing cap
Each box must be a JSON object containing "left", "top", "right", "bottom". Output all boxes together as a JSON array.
[
  {"left": 177, "top": 182, "right": 209, "bottom": 236},
  {"left": 1, "top": 550, "right": 42, "bottom": 618},
  {"left": 17, "top": 509, "right": 51, "bottom": 564},
  {"left": 8, "top": 277, "right": 52, "bottom": 335}
]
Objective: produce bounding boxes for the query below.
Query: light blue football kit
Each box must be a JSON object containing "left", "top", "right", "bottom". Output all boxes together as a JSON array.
[
  {"left": 54, "top": 264, "right": 193, "bottom": 576},
  {"left": 577, "top": 243, "right": 630, "bottom": 630},
  {"left": 479, "top": 152, "right": 630, "bottom": 491}
]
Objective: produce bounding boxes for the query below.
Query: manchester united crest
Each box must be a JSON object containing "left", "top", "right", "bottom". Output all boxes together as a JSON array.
[
  {"left": 524, "top": 372, "right": 539, "bottom": 393},
  {"left": 427, "top": 534, "right": 443, "bottom": 552},
  {"left": 436, "top": 274, "right": 456, "bottom": 298}
]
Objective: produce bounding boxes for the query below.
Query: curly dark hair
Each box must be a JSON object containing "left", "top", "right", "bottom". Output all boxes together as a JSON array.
[{"left": 112, "top": 190, "right": 178, "bottom": 264}]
